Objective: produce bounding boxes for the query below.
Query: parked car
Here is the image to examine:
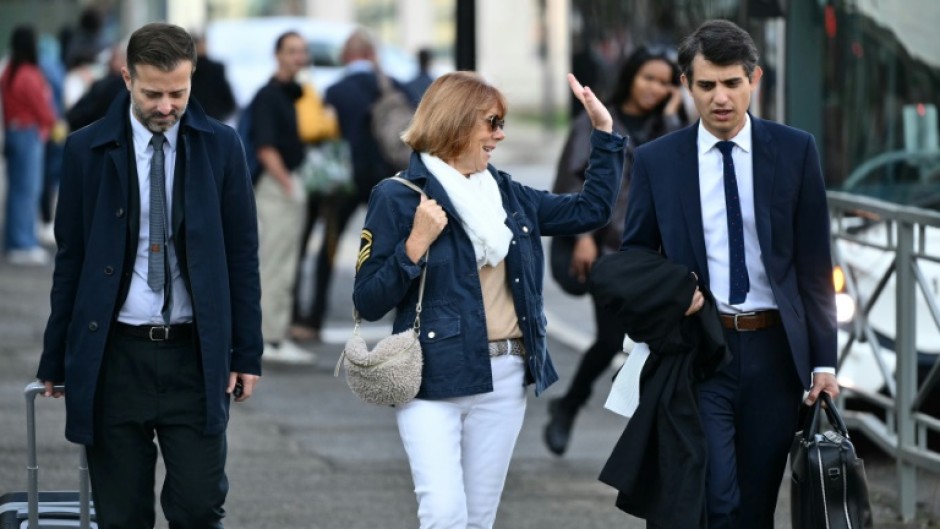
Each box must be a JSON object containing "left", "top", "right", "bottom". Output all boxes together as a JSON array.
[
  {"left": 205, "top": 16, "right": 418, "bottom": 108},
  {"left": 832, "top": 192, "right": 940, "bottom": 422}
]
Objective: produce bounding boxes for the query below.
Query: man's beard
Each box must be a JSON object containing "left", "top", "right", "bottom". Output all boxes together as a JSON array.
[{"left": 132, "top": 99, "right": 186, "bottom": 133}]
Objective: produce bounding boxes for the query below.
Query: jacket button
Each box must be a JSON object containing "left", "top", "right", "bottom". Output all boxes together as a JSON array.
[
  {"left": 522, "top": 226, "right": 529, "bottom": 233},
  {"left": 88, "top": 321, "right": 98, "bottom": 331},
  {"left": 512, "top": 240, "right": 516, "bottom": 245},
  {"left": 427, "top": 331, "right": 436, "bottom": 339},
  {"left": 115, "top": 208, "right": 125, "bottom": 218},
  {"left": 514, "top": 278, "right": 520, "bottom": 283},
  {"left": 521, "top": 316, "right": 527, "bottom": 322},
  {"left": 104, "top": 266, "right": 114, "bottom": 275}
]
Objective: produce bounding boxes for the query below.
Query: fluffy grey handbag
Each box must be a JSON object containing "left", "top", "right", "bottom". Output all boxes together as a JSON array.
[{"left": 334, "top": 176, "right": 427, "bottom": 406}]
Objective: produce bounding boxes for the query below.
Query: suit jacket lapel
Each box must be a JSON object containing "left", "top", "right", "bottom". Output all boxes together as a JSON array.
[
  {"left": 676, "top": 126, "right": 710, "bottom": 285},
  {"left": 750, "top": 116, "right": 775, "bottom": 263},
  {"left": 172, "top": 133, "right": 185, "bottom": 238}
]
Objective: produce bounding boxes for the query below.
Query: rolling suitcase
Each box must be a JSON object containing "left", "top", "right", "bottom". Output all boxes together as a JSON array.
[
  {"left": 790, "top": 392, "right": 873, "bottom": 529},
  {"left": 0, "top": 382, "right": 95, "bottom": 528}
]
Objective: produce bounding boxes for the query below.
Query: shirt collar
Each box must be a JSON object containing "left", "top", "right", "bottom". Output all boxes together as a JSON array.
[
  {"left": 345, "top": 59, "right": 375, "bottom": 74},
  {"left": 697, "top": 113, "right": 752, "bottom": 156},
  {"left": 128, "top": 104, "right": 181, "bottom": 154}
]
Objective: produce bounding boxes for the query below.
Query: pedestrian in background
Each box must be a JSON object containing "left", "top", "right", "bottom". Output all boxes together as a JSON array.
[
  {"left": 352, "top": 71, "right": 624, "bottom": 529},
  {"left": 65, "top": 42, "right": 125, "bottom": 131},
  {"left": 191, "top": 33, "right": 237, "bottom": 123},
  {"left": 543, "top": 46, "right": 689, "bottom": 456},
  {"left": 63, "top": 7, "right": 106, "bottom": 69},
  {"left": 37, "top": 32, "right": 69, "bottom": 247},
  {"left": 607, "top": 19, "right": 839, "bottom": 528},
  {"left": 251, "top": 30, "right": 317, "bottom": 364},
  {"left": 1, "top": 25, "right": 55, "bottom": 266},
  {"left": 37, "top": 22, "right": 262, "bottom": 528},
  {"left": 404, "top": 47, "right": 434, "bottom": 103},
  {"left": 289, "top": 29, "right": 408, "bottom": 344},
  {"left": 288, "top": 72, "right": 341, "bottom": 346}
]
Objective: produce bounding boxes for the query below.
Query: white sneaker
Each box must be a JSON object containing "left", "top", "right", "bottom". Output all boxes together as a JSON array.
[
  {"left": 7, "top": 248, "right": 50, "bottom": 267},
  {"left": 263, "top": 340, "right": 317, "bottom": 365},
  {"left": 38, "top": 222, "right": 56, "bottom": 246}
]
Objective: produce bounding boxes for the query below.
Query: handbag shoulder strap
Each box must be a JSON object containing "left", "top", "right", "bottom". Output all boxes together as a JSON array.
[
  {"left": 389, "top": 174, "right": 423, "bottom": 194},
  {"left": 352, "top": 175, "right": 429, "bottom": 329}
]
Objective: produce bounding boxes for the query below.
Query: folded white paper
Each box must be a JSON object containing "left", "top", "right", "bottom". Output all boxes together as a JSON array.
[{"left": 604, "top": 341, "right": 650, "bottom": 418}]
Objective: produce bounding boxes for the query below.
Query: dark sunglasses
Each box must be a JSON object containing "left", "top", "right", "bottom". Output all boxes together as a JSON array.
[{"left": 485, "top": 115, "right": 505, "bottom": 131}]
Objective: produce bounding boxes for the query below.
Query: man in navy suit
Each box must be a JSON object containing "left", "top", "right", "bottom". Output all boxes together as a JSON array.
[
  {"left": 620, "top": 20, "right": 840, "bottom": 528},
  {"left": 37, "top": 23, "right": 262, "bottom": 528}
]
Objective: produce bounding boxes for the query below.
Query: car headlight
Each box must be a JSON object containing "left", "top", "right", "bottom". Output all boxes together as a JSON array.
[
  {"left": 836, "top": 292, "right": 856, "bottom": 323},
  {"left": 832, "top": 265, "right": 855, "bottom": 323}
]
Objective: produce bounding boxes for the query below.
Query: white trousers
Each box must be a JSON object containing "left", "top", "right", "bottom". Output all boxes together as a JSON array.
[
  {"left": 396, "top": 355, "right": 527, "bottom": 529},
  {"left": 255, "top": 172, "right": 305, "bottom": 342}
]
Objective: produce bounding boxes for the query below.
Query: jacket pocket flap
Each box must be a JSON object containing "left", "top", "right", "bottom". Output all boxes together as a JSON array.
[{"left": 419, "top": 316, "right": 461, "bottom": 343}]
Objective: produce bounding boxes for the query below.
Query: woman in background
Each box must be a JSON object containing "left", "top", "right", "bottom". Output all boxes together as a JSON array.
[
  {"left": 2, "top": 25, "right": 56, "bottom": 266},
  {"left": 544, "top": 46, "right": 690, "bottom": 456}
]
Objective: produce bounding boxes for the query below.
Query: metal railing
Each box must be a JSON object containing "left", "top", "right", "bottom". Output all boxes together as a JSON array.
[{"left": 828, "top": 190, "right": 940, "bottom": 521}]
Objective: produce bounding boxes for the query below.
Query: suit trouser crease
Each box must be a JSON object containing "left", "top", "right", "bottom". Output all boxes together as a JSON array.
[
  {"left": 87, "top": 332, "right": 228, "bottom": 529},
  {"left": 396, "top": 355, "right": 527, "bottom": 529},
  {"left": 696, "top": 325, "right": 803, "bottom": 529},
  {"left": 256, "top": 172, "right": 306, "bottom": 341}
]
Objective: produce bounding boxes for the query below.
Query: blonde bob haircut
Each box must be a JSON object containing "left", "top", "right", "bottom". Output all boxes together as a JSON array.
[{"left": 402, "top": 71, "right": 508, "bottom": 162}]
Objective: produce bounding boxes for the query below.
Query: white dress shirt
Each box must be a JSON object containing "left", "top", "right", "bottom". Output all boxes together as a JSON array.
[
  {"left": 697, "top": 115, "right": 777, "bottom": 314},
  {"left": 117, "top": 107, "right": 193, "bottom": 325}
]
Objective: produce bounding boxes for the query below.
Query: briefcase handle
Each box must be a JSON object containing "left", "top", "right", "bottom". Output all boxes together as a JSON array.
[{"left": 801, "top": 392, "right": 849, "bottom": 443}]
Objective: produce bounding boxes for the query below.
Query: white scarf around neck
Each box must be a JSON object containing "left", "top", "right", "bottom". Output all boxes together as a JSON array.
[{"left": 420, "top": 152, "right": 513, "bottom": 268}]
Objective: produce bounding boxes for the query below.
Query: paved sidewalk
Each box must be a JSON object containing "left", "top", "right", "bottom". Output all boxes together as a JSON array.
[{"left": 0, "top": 120, "right": 937, "bottom": 527}]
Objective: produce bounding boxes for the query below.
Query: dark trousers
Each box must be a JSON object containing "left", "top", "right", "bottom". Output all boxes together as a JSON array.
[
  {"left": 558, "top": 292, "right": 627, "bottom": 409},
  {"left": 87, "top": 332, "right": 228, "bottom": 529},
  {"left": 40, "top": 140, "right": 63, "bottom": 223},
  {"left": 696, "top": 324, "right": 804, "bottom": 529},
  {"left": 292, "top": 189, "right": 363, "bottom": 330}
]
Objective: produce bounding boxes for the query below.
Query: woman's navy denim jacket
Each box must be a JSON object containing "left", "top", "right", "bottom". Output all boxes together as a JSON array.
[{"left": 352, "top": 129, "right": 625, "bottom": 399}]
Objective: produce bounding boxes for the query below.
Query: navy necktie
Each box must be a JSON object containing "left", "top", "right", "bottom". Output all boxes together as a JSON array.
[{"left": 716, "top": 140, "right": 749, "bottom": 304}]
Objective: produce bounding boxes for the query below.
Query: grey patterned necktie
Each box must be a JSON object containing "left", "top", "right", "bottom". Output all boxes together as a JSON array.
[{"left": 147, "top": 133, "right": 167, "bottom": 293}]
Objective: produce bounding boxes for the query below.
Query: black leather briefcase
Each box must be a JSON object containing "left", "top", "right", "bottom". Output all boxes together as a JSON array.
[{"left": 790, "top": 393, "right": 874, "bottom": 529}]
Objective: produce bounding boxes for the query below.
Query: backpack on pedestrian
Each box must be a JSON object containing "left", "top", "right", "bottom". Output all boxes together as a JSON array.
[{"left": 370, "top": 73, "right": 414, "bottom": 171}]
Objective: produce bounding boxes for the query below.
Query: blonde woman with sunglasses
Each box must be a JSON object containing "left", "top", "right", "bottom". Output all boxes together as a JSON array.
[{"left": 351, "top": 71, "right": 625, "bottom": 529}]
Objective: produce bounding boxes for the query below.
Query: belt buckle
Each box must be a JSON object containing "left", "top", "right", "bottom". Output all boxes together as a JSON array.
[
  {"left": 734, "top": 312, "right": 757, "bottom": 332},
  {"left": 149, "top": 326, "right": 170, "bottom": 341}
]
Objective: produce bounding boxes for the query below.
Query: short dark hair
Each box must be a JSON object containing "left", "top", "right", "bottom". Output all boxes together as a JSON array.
[
  {"left": 126, "top": 22, "right": 196, "bottom": 78},
  {"left": 417, "top": 48, "right": 432, "bottom": 71},
  {"left": 275, "top": 31, "right": 302, "bottom": 53},
  {"left": 677, "top": 19, "right": 758, "bottom": 84}
]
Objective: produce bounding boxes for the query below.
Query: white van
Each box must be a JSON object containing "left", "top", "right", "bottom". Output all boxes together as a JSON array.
[{"left": 205, "top": 16, "right": 417, "bottom": 108}]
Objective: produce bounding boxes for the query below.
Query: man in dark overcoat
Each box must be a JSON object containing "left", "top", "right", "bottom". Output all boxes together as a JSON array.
[{"left": 37, "top": 22, "right": 262, "bottom": 528}]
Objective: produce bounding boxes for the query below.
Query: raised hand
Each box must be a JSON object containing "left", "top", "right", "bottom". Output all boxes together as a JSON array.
[{"left": 567, "top": 73, "right": 613, "bottom": 133}]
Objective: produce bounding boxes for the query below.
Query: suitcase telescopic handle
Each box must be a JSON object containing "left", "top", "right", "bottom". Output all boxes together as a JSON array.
[{"left": 24, "top": 381, "right": 92, "bottom": 529}]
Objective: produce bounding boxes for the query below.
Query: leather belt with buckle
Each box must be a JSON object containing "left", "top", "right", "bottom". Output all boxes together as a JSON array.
[
  {"left": 114, "top": 322, "right": 194, "bottom": 342},
  {"left": 488, "top": 338, "right": 525, "bottom": 357},
  {"left": 719, "top": 310, "right": 781, "bottom": 332}
]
